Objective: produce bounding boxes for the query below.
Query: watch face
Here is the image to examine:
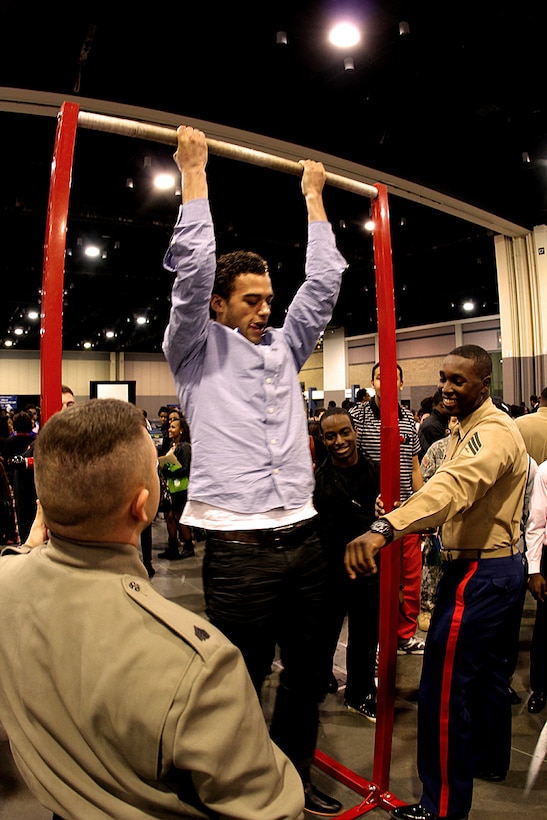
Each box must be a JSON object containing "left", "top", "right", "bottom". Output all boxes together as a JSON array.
[{"left": 372, "top": 519, "right": 393, "bottom": 542}]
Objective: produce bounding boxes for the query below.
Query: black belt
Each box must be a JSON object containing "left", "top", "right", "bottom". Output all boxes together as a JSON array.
[
  {"left": 440, "top": 546, "right": 516, "bottom": 562},
  {"left": 207, "top": 517, "right": 318, "bottom": 550}
]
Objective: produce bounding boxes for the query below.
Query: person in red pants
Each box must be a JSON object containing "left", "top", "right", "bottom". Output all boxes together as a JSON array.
[{"left": 350, "top": 361, "right": 425, "bottom": 653}]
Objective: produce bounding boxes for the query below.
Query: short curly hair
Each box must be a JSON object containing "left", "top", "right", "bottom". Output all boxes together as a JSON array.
[{"left": 213, "top": 251, "right": 269, "bottom": 300}]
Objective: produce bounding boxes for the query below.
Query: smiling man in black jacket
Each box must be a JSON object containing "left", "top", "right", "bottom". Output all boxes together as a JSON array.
[{"left": 313, "top": 407, "right": 380, "bottom": 721}]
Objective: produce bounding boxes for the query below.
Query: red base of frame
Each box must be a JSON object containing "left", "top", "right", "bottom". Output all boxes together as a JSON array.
[{"left": 313, "top": 749, "right": 406, "bottom": 818}]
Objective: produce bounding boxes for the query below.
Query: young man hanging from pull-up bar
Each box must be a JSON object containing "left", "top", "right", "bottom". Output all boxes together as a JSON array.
[{"left": 162, "top": 125, "right": 348, "bottom": 816}]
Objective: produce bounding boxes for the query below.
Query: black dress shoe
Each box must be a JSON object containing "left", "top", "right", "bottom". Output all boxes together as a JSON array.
[
  {"left": 157, "top": 549, "right": 185, "bottom": 560},
  {"left": 303, "top": 782, "right": 342, "bottom": 815},
  {"left": 475, "top": 769, "right": 506, "bottom": 782},
  {"left": 508, "top": 685, "right": 521, "bottom": 704},
  {"left": 528, "top": 691, "right": 547, "bottom": 713},
  {"left": 326, "top": 673, "right": 339, "bottom": 694},
  {"left": 179, "top": 544, "right": 195, "bottom": 559},
  {"left": 390, "top": 804, "right": 468, "bottom": 820}
]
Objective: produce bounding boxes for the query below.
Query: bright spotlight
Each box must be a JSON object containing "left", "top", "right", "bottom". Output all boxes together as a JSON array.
[
  {"left": 154, "top": 173, "right": 176, "bottom": 191},
  {"left": 329, "top": 22, "right": 360, "bottom": 49}
]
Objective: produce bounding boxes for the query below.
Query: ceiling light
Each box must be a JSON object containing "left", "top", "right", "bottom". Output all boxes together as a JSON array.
[
  {"left": 329, "top": 23, "right": 360, "bottom": 49},
  {"left": 399, "top": 22, "right": 410, "bottom": 36},
  {"left": 364, "top": 219, "right": 375, "bottom": 231},
  {"left": 13, "top": 327, "right": 24, "bottom": 336},
  {"left": 344, "top": 57, "right": 355, "bottom": 71},
  {"left": 27, "top": 310, "right": 39, "bottom": 320},
  {"left": 4, "top": 339, "right": 13, "bottom": 347},
  {"left": 105, "top": 330, "right": 115, "bottom": 339},
  {"left": 84, "top": 245, "right": 101, "bottom": 258},
  {"left": 136, "top": 315, "right": 147, "bottom": 325},
  {"left": 463, "top": 300, "right": 475, "bottom": 312},
  {"left": 83, "top": 341, "right": 92, "bottom": 349},
  {"left": 154, "top": 173, "right": 176, "bottom": 190},
  {"left": 276, "top": 31, "right": 287, "bottom": 45}
]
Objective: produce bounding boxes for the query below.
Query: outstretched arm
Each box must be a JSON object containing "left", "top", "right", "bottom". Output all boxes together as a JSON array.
[
  {"left": 173, "top": 125, "right": 208, "bottom": 203},
  {"left": 299, "top": 159, "right": 327, "bottom": 222}
]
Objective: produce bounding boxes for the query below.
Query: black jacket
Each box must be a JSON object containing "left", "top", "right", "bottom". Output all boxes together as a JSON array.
[{"left": 313, "top": 453, "right": 379, "bottom": 558}]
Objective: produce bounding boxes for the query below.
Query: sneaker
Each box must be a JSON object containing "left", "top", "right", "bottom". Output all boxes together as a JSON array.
[
  {"left": 397, "top": 635, "right": 426, "bottom": 655},
  {"left": 344, "top": 694, "right": 376, "bottom": 723}
]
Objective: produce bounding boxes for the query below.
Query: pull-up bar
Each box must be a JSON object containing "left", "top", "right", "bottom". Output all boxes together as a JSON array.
[
  {"left": 76, "top": 110, "right": 380, "bottom": 201},
  {"left": 41, "top": 101, "right": 403, "bottom": 818}
]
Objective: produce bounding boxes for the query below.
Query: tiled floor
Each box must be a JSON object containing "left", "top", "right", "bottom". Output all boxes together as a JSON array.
[{"left": 1, "top": 519, "right": 546, "bottom": 818}]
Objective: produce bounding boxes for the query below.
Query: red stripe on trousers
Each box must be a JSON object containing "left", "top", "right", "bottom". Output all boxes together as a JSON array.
[{"left": 438, "top": 561, "right": 478, "bottom": 817}]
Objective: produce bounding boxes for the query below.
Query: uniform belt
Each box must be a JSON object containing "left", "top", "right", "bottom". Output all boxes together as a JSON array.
[
  {"left": 207, "top": 517, "right": 318, "bottom": 550},
  {"left": 440, "top": 546, "right": 516, "bottom": 562}
]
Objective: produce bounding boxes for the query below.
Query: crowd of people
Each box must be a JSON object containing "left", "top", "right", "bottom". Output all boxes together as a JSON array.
[{"left": 0, "top": 123, "right": 546, "bottom": 820}]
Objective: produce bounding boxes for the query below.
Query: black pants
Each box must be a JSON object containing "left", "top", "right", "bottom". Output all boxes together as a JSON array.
[
  {"left": 324, "top": 558, "right": 379, "bottom": 704},
  {"left": 203, "top": 526, "right": 331, "bottom": 773}
]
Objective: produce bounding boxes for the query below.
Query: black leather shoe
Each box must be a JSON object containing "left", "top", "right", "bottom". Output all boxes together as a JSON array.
[
  {"left": 475, "top": 769, "right": 506, "bottom": 782},
  {"left": 390, "top": 805, "right": 468, "bottom": 820},
  {"left": 528, "top": 691, "right": 547, "bottom": 713},
  {"left": 326, "top": 673, "right": 339, "bottom": 694},
  {"left": 303, "top": 782, "right": 342, "bottom": 815},
  {"left": 508, "top": 685, "right": 521, "bottom": 704},
  {"left": 179, "top": 545, "right": 195, "bottom": 559},
  {"left": 157, "top": 549, "right": 185, "bottom": 560}
]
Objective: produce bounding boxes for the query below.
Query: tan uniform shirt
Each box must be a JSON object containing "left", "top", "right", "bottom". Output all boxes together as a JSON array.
[
  {"left": 0, "top": 537, "right": 304, "bottom": 820},
  {"left": 384, "top": 398, "right": 528, "bottom": 552},
  {"left": 515, "top": 405, "right": 547, "bottom": 465}
]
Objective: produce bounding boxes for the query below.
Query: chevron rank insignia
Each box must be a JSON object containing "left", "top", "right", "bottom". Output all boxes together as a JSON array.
[
  {"left": 463, "top": 432, "right": 482, "bottom": 456},
  {"left": 194, "top": 625, "right": 210, "bottom": 641}
]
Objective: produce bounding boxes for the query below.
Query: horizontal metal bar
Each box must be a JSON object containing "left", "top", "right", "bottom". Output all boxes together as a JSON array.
[
  {"left": 0, "top": 88, "right": 530, "bottom": 236},
  {"left": 77, "top": 110, "right": 379, "bottom": 200}
]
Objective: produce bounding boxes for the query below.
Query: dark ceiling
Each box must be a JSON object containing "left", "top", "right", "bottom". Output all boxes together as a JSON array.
[{"left": 1, "top": 1, "right": 546, "bottom": 352}]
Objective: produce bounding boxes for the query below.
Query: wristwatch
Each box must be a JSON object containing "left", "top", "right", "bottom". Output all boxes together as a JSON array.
[{"left": 369, "top": 518, "right": 394, "bottom": 544}]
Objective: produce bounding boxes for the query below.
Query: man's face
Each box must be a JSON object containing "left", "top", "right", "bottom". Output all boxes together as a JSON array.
[
  {"left": 321, "top": 413, "right": 358, "bottom": 467},
  {"left": 438, "top": 354, "right": 489, "bottom": 420},
  {"left": 61, "top": 392, "right": 75, "bottom": 410},
  {"left": 371, "top": 366, "right": 402, "bottom": 402},
  {"left": 211, "top": 273, "right": 273, "bottom": 344}
]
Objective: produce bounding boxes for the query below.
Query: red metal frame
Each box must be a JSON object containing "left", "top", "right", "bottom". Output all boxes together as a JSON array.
[
  {"left": 43, "top": 107, "right": 403, "bottom": 814},
  {"left": 40, "top": 101, "right": 80, "bottom": 424},
  {"left": 313, "top": 184, "right": 402, "bottom": 816}
]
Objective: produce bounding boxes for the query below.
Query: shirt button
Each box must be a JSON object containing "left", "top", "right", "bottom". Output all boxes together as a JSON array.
[
  {"left": 271, "top": 438, "right": 277, "bottom": 444},
  {"left": 273, "top": 468, "right": 280, "bottom": 474},
  {"left": 266, "top": 377, "right": 272, "bottom": 384},
  {"left": 268, "top": 408, "right": 274, "bottom": 414}
]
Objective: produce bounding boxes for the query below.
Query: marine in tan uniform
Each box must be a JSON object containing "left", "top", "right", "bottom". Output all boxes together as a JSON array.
[
  {"left": 0, "top": 399, "right": 304, "bottom": 820},
  {"left": 344, "top": 345, "right": 528, "bottom": 820}
]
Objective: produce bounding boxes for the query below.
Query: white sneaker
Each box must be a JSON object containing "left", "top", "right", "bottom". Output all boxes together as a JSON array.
[{"left": 397, "top": 635, "right": 426, "bottom": 655}]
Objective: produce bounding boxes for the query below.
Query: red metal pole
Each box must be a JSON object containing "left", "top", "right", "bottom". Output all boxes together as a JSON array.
[
  {"left": 371, "top": 183, "right": 400, "bottom": 792},
  {"left": 313, "top": 184, "right": 402, "bottom": 817},
  {"left": 40, "top": 101, "right": 80, "bottom": 423}
]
